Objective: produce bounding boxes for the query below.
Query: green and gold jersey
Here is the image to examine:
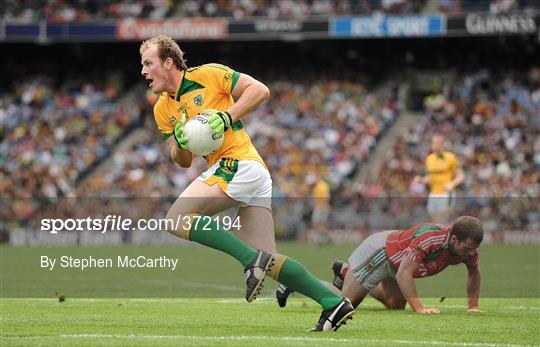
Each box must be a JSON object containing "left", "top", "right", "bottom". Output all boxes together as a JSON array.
[
  {"left": 153, "top": 63, "right": 265, "bottom": 167},
  {"left": 425, "top": 151, "right": 460, "bottom": 194}
]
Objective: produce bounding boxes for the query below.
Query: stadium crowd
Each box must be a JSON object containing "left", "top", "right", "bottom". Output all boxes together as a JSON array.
[
  {"left": 439, "top": 0, "right": 539, "bottom": 14},
  {"left": 345, "top": 68, "right": 539, "bottom": 232},
  {"left": 249, "top": 79, "right": 398, "bottom": 197},
  {"left": 2, "top": 0, "right": 538, "bottom": 22},
  {"left": 2, "top": 66, "right": 537, "bottom": 237},
  {"left": 1, "top": 0, "right": 427, "bottom": 22},
  {"left": 1, "top": 0, "right": 173, "bottom": 21},
  {"left": 179, "top": 0, "right": 425, "bottom": 19},
  {"left": 0, "top": 74, "right": 143, "bottom": 223}
]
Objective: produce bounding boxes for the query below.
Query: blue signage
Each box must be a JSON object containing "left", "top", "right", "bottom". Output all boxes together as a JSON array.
[
  {"left": 332, "top": 16, "right": 446, "bottom": 37},
  {"left": 5, "top": 24, "right": 39, "bottom": 39}
]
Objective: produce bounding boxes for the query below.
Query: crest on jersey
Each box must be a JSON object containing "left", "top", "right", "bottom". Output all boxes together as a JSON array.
[{"left": 194, "top": 94, "right": 203, "bottom": 106}]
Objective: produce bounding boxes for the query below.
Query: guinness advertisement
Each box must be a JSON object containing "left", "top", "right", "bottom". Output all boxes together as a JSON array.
[
  {"left": 447, "top": 13, "right": 539, "bottom": 36},
  {"left": 228, "top": 18, "right": 329, "bottom": 39}
]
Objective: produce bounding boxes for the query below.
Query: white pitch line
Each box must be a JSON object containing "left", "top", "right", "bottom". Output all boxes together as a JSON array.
[
  {"left": 441, "top": 304, "right": 540, "bottom": 311},
  {"left": 46, "top": 334, "right": 526, "bottom": 347},
  {"left": 0, "top": 297, "right": 277, "bottom": 303}
]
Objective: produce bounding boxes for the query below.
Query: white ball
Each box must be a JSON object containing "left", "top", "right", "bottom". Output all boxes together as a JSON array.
[{"left": 183, "top": 114, "right": 223, "bottom": 156}]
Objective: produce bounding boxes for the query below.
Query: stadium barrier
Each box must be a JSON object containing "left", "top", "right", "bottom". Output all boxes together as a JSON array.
[{"left": 1, "top": 12, "right": 538, "bottom": 42}]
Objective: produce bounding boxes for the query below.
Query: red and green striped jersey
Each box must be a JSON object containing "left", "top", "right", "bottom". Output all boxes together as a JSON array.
[{"left": 386, "top": 223, "right": 479, "bottom": 278}]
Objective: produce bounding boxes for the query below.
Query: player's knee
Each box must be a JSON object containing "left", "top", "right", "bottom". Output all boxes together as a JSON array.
[
  {"left": 385, "top": 298, "right": 406, "bottom": 310},
  {"left": 262, "top": 245, "right": 277, "bottom": 254},
  {"left": 164, "top": 210, "right": 195, "bottom": 240}
]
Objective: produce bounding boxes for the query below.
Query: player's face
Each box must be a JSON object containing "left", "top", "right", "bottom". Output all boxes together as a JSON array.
[
  {"left": 141, "top": 44, "right": 167, "bottom": 94},
  {"left": 431, "top": 136, "right": 445, "bottom": 153},
  {"left": 450, "top": 236, "right": 479, "bottom": 259}
]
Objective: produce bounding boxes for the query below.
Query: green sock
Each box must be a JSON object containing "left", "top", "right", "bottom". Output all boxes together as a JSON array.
[
  {"left": 188, "top": 216, "right": 257, "bottom": 267},
  {"left": 277, "top": 258, "right": 342, "bottom": 309}
]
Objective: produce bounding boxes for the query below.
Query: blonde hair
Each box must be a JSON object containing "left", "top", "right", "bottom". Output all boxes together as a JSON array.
[{"left": 140, "top": 35, "right": 187, "bottom": 70}]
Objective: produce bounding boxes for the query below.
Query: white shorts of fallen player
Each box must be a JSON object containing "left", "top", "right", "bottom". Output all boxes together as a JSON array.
[{"left": 348, "top": 229, "right": 397, "bottom": 291}]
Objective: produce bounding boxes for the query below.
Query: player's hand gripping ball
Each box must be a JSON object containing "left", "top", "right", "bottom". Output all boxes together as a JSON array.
[
  {"left": 205, "top": 109, "right": 233, "bottom": 137},
  {"left": 173, "top": 120, "right": 189, "bottom": 150},
  {"left": 182, "top": 113, "right": 224, "bottom": 156}
]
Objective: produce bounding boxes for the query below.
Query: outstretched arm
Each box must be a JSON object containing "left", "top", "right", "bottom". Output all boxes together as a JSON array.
[
  {"left": 396, "top": 257, "right": 440, "bottom": 314},
  {"left": 466, "top": 265, "right": 482, "bottom": 312}
]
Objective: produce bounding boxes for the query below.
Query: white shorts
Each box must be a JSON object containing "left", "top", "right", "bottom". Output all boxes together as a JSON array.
[
  {"left": 427, "top": 192, "right": 455, "bottom": 214},
  {"left": 348, "top": 230, "right": 397, "bottom": 291},
  {"left": 198, "top": 158, "right": 272, "bottom": 210}
]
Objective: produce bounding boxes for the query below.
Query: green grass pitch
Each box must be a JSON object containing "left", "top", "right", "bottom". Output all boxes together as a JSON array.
[{"left": 1, "top": 243, "right": 539, "bottom": 346}]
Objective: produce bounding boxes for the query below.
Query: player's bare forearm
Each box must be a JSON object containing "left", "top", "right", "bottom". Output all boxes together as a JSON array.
[
  {"left": 449, "top": 168, "right": 465, "bottom": 190},
  {"left": 172, "top": 146, "right": 192, "bottom": 168},
  {"left": 167, "top": 137, "right": 192, "bottom": 168},
  {"left": 467, "top": 266, "right": 482, "bottom": 310},
  {"left": 396, "top": 274, "right": 423, "bottom": 311},
  {"left": 414, "top": 175, "right": 430, "bottom": 185},
  {"left": 396, "top": 257, "right": 440, "bottom": 314},
  {"left": 228, "top": 73, "right": 270, "bottom": 121},
  {"left": 396, "top": 258, "right": 424, "bottom": 312}
]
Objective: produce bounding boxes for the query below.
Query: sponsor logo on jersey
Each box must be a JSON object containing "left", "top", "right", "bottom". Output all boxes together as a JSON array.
[
  {"left": 193, "top": 115, "right": 208, "bottom": 124},
  {"left": 170, "top": 103, "right": 188, "bottom": 124},
  {"left": 177, "top": 102, "right": 187, "bottom": 113}
]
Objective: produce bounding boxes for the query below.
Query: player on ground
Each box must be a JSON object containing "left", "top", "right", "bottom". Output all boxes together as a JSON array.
[
  {"left": 414, "top": 133, "right": 464, "bottom": 224},
  {"left": 278, "top": 216, "right": 483, "bottom": 314},
  {"left": 140, "top": 35, "right": 353, "bottom": 331}
]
